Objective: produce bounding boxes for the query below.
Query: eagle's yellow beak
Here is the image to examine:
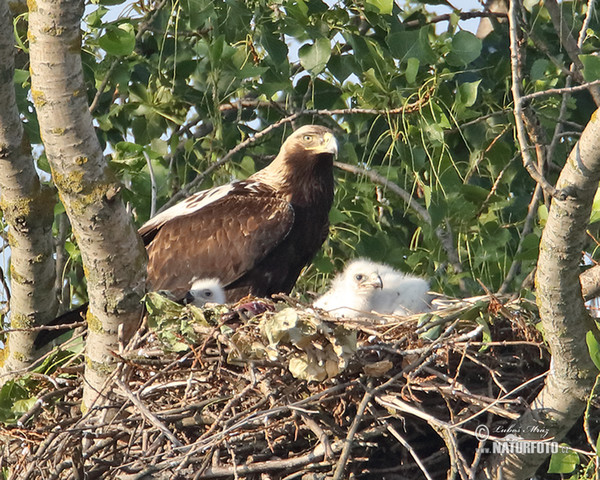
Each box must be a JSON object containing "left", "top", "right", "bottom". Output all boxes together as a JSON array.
[{"left": 309, "top": 132, "right": 338, "bottom": 156}]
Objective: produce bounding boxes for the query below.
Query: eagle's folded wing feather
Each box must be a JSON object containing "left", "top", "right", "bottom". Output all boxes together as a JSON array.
[{"left": 145, "top": 189, "right": 294, "bottom": 298}]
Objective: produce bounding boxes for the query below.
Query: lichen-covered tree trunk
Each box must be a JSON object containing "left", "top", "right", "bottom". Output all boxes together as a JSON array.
[
  {"left": 28, "top": 0, "right": 147, "bottom": 409},
  {"left": 484, "top": 110, "right": 600, "bottom": 479},
  {"left": 0, "top": 0, "right": 57, "bottom": 373}
]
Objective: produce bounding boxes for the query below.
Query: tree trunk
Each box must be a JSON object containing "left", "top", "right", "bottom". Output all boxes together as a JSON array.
[
  {"left": 0, "top": 0, "right": 57, "bottom": 373},
  {"left": 484, "top": 109, "right": 600, "bottom": 479},
  {"left": 28, "top": 0, "right": 147, "bottom": 409}
]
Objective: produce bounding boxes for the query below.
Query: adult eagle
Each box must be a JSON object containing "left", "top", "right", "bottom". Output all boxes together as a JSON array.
[
  {"left": 34, "top": 125, "right": 337, "bottom": 349},
  {"left": 140, "top": 124, "right": 337, "bottom": 302}
]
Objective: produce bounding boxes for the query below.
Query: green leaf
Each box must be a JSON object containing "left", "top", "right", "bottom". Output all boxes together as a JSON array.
[
  {"left": 98, "top": 23, "right": 136, "bottom": 56},
  {"left": 446, "top": 30, "right": 482, "bottom": 66},
  {"left": 581, "top": 54, "right": 600, "bottom": 82},
  {"left": 0, "top": 380, "right": 36, "bottom": 425},
  {"left": 591, "top": 188, "right": 600, "bottom": 223},
  {"left": 405, "top": 57, "right": 419, "bottom": 84},
  {"left": 85, "top": 6, "right": 108, "bottom": 27},
  {"left": 456, "top": 80, "right": 481, "bottom": 108},
  {"left": 547, "top": 448, "right": 579, "bottom": 474},
  {"left": 365, "top": 0, "right": 392, "bottom": 14},
  {"left": 387, "top": 28, "right": 436, "bottom": 64},
  {"left": 13, "top": 69, "right": 29, "bottom": 85},
  {"left": 298, "top": 37, "right": 331, "bottom": 74},
  {"left": 586, "top": 331, "right": 600, "bottom": 370},
  {"left": 260, "top": 30, "right": 289, "bottom": 66},
  {"left": 531, "top": 59, "right": 550, "bottom": 81}
]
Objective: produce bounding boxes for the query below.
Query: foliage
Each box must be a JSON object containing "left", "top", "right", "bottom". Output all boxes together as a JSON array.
[{"left": 8, "top": 2, "right": 600, "bottom": 301}]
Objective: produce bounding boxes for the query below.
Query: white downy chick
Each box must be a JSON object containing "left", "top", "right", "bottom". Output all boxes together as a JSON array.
[
  {"left": 183, "top": 278, "right": 226, "bottom": 307},
  {"left": 314, "top": 258, "right": 431, "bottom": 318},
  {"left": 313, "top": 259, "right": 384, "bottom": 318}
]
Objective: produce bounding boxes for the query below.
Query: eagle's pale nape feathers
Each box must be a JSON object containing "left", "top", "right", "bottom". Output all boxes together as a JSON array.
[
  {"left": 140, "top": 125, "right": 338, "bottom": 302},
  {"left": 314, "top": 258, "right": 431, "bottom": 319}
]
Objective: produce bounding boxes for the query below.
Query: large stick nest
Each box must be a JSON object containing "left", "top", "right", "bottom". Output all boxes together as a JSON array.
[{"left": 1, "top": 293, "right": 550, "bottom": 479}]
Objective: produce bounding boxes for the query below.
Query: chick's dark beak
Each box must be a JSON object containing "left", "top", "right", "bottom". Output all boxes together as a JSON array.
[
  {"left": 182, "top": 292, "right": 194, "bottom": 305},
  {"left": 361, "top": 273, "right": 383, "bottom": 290}
]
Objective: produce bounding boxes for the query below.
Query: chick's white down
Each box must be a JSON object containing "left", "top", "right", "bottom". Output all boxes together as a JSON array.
[
  {"left": 184, "top": 278, "right": 226, "bottom": 307},
  {"left": 314, "top": 259, "right": 430, "bottom": 318}
]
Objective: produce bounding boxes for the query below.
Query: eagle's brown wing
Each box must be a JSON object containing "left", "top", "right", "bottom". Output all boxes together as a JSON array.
[{"left": 144, "top": 188, "right": 294, "bottom": 299}]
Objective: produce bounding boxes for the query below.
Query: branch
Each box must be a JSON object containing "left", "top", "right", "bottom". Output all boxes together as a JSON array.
[
  {"left": 158, "top": 90, "right": 433, "bottom": 212},
  {"left": 0, "top": 0, "right": 58, "bottom": 374},
  {"left": 521, "top": 80, "right": 600, "bottom": 102},
  {"left": 508, "top": 0, "right": 566, "bottom": 201},
  {"left": 29, "top": 0, "right": 148, "bottom": 409},
  {"left": 88, "top": 0, "right": 170, "bottom": 113},
  {"left": 333, "top": 162, "right": 465, "bottom": 286},
  {"left": 484, "top": 105, "right": 600, "bottom": 478},
  {"left": 580, "top": 264, "right": 600, "bottom": 301},
  {"left": 544, "top": 0, "right": 600, "bottom": 106}
]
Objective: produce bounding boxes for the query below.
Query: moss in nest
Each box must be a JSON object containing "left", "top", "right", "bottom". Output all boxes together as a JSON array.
[
  {"left": 74, "top": 156, "right": 88, "bottom": 165},
  {"left": 0, "top": 341, "right": 8, "bottom": 367},
  {"left": 1, "top": 196, "right": 33, "bottom": 223},
  {"left": 85, "top": 355, "right": 115, "bottom": 376},
  {"left": 42, "top": 25, "right": 65, "bottom": 36},
  {"left": 6, "top": 230, "right": 17, "bottom": 247},
  {"left": 31, "top": 253, "right": 47, "bottom": 264},
  {"left": 25, "top": 0, "right": 36, "bottom": 12}
]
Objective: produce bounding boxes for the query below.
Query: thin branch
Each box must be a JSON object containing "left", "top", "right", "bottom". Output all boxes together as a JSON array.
[
  {"left": 521, "top": 80, "right": 600, "bottom": 103},
  {"left": 334, "top": 161, "right": 465, "bottom": 286},
  {"left": 385, "top": 420, "right": 435, "bottom": 480},
  {"left": 334, "top": 162, "right": 431, "bottom": 223},
  {"left": 498, "top": 184, "right": 543, "bottom": 294},
  {"left": 545, "top": 0, "right": 600, "bottom": 105},
  {"left": 1, "top": 320, "right": 86, "bottom": 335},
  {"left": 403, "top": 11, "right": 507, "bottom": 29},
  {"left": 88, "top": 0, "right": 170, "bottom": 113},
  {"left": 508, "top": 0, "right": 565, "bottom": 201},
  {"left": 158, "top": 92, "right": 433, "bottom": 212},
  {"left": 332, "top": 383, "right": 373, "bottom": 480},
  {"left": 143, "top": 151, "right": 157, "bottom": 218},
  {"left": 115, "top": 377, "right": 183, "bottom": 448}
]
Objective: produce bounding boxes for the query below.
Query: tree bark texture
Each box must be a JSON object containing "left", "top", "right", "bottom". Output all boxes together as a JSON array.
[
  {"left": 485, "top": 109, "right": 600, "bottom": 478},
  {"left": 0, "top": 0, "right": 57, "bottom": 373},
  {"left": 28, "top": 0, "right": 147, "bottom": 409}
]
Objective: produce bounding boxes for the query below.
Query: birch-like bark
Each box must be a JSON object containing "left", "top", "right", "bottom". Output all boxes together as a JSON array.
[
  {"left": 0, "top": 0, "right": 57, "bottom": 373},
  {"left": 484, "top": 110, "right": 600, "bottom": 478},
  {"left": 28, "top": 0, "right": 147, "bottom": 409}
]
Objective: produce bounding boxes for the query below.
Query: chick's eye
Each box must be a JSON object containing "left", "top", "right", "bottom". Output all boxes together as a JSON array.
[
  {"left": 354, "top": 274, "right": 364, "bottom": 282},
  {"left": 303, "top": 135, "right": 313, "bottom": 142},
  {"left": 204, "top": 290, "right": 212, "bottom": 297}
]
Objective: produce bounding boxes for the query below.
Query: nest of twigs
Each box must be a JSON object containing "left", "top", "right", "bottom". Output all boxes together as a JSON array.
[{"left": 1, "top": 293, "right": 550, "bottom": 480}]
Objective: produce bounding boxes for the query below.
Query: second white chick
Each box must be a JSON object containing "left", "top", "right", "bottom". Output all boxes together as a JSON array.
[{"left": 314, "top": 259, "right": 431, "bottom": 318}]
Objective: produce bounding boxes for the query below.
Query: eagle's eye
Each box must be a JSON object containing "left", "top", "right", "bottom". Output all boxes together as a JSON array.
[
  {"left": 354, "top": 274, "right": 364, "bottom": 282},
  {"left": 303, "top": 134, "right": 313, "bottom": 142}
]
